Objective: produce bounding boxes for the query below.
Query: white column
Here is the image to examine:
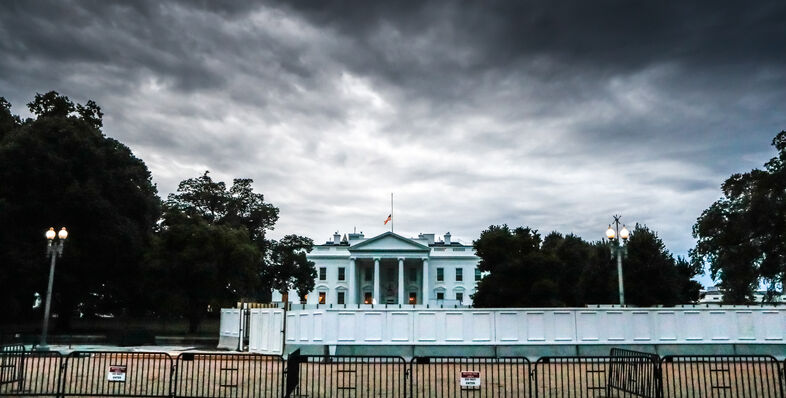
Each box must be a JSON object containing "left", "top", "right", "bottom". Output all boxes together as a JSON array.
[
  {"left": 398, "top": 257, "right": 405, "bottom": 304},
  {"left": 373, "top": 257, "right": 380, "bottom": 304},
  {"left": 348, "top": 257, "right": 356, "bottom": 305},
  {"left": 421, "top": 258, "right": 429, "bottom": 305}
]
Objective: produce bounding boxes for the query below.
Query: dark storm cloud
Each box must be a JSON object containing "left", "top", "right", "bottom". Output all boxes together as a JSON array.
[
  {"left": 282, "top": 2, "right": 786, "bottom": 72},
  {"left": 1, "top": 0, "right": 785, "bottom": 286}
]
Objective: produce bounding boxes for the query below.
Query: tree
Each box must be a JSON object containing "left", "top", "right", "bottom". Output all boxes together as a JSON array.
[
  {"left": 148, "top": 207, "right": 260, "bottom": 332},
  {"left": 262, "top": 235, "right": 317, "bottom": 302},
  {"left": 0, "top": 92, "right": 161, "bottom": 325},
  {"left": 623, "top": 225, "right": 702, "bottom": 306},
  {"left": 472, "top": 224, "right": 701, "bottom": 307},
  {"left": 166, "top": 172, "right": 279, "bottom": 248},
  {"left": 576, "top": 243, "right": 617, "bottom": 304},
  {"left": 541, "top": 232, "right": 594, "bottom": 306},
  {"left": 0, "top": 98, "right": 21, "bottom": 140},
  {"left": 164, "top": 172, "right": 315, "bottom": 304},
  {"left": 472, "top": 225, "right": 564, "bottom": 307},
  {"left": 165, "top": 172, "right": 280, "bottom": 297},
  {"left": 691, "top": 131, "right": 786, "bottom": 303}
]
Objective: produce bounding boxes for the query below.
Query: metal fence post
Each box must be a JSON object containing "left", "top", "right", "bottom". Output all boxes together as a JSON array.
[{"left": 284, "top": 349, "right": 301, "bottom": 398}]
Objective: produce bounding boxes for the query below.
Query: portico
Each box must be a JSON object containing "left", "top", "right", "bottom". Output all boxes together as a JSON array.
[{"left": 346, "top": 232, "right": 432, "bottom": 304}]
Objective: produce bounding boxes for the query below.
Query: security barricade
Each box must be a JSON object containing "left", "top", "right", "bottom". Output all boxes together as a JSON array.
[
  {"left": 289, "top": 355, "right": 408, "bottom": 397},
  {"left": 410, "top": 356, "right": 530, "bottom": 397},
  {"left": 2, "top": 349, "right": 786, "bottom": 397},
  {"left": 0, "top": 351, "right": 62, "bottom": 397},
  {"left": 61, "top": 351, "right": 172, "bottom": 397},
  {"left": 661, "top": 355, "right": 785, "bottom": 398},
  {"left": 1, "top": 347, "right": 25, "bottom": 386},
  {"left": 173, "top": 352, "right": 285, "bottom": 398},
  {"left": 533, "top": 355, "right": 660, "bottom": 398},
  {"left": 608, "top": 348, "right": 662, "bottom": 397}
]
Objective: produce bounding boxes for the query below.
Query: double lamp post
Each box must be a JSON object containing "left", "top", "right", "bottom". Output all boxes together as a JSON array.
[
  {"left": 37, "top": 227, "right": 68, "bottom": 351},
  {"left": 605, "top": 215, "right": 629, "bottom": 306}
]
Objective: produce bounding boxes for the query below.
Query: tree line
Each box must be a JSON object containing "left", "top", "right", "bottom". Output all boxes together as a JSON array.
[
  {"left": 471, "top": 225, "right": 702, "bottom": 307},
  {"left": 0, "top": 92, "right": 315, "bottom": 331}
]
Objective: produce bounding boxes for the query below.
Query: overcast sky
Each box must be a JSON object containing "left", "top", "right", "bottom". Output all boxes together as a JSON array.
[{"left": 2, "top": 1, "right": 785, "bottom": 286}]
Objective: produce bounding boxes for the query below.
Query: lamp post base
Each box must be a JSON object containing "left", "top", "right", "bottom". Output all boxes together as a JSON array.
[{"left": 34, "top": 343, "right": 51, "bottom": 352}]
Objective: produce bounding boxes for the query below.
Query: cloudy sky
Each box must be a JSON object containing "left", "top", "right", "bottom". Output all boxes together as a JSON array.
[{"left": 2, "top": 1, "right": 785, "bottom": 286}]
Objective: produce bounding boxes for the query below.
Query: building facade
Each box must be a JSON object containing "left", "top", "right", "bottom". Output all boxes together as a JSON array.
[
  {"left": 272, "top": 231, "right": 481, "bottom": 306},
  {"left": 698, "top": 286, "right": 786, "bottom": 304}
]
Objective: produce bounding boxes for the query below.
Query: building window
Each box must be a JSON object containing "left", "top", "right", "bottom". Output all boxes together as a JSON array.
[
  {"left": 436, "top": 292, "right": 444, "bottom": 301},
  {"left": 318, "top": 292, "right": 326, "bottom": 304},
  {"left": 437, "top": 268, "right": 444, "bottom": 281},
  {"left": 338, "top": 267, "right": 345, "bottom": 281},
  {"left": 475, "top": 268, "right": 481, "bottom": 281},
  {"left": 409, "top": 268, "right": 417, "bottom": 282},
  {"left": 455, "top": 268, "right": 463, "bottom": 281},
  {"left": 409, "top": 292, "right": 417, "bottom": 304},
  {"left": 456, "top": 292, "right": 463, "bottom": 303},
  {"left": 364, "top": 269, "right": 372, "bottom": 281},
  {"left": 319, "top": 267, "right": 326, "bottom": 281},
  {"left": 364, "top": 292, "right": 372, "bottom": 304},
  {"left": 337, "top": 292, "right": 345, "bottom": 305}
]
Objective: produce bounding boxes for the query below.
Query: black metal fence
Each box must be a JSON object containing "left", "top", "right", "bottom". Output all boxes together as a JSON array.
[
  {"left": 61, "top": 351, "right": 172, "bottom": 397},
  {"left": 1, "top": 349, "right": 785, "bottom": 397},
  {"left": 533, "top": 355, "right": 661, "bottom": 398},
  {"left": 0, "top": 345, "right": 25, "bottom": 387},
  {"left": 0, "top": 351, "right": 62, "bottom": 397},
  {"left": 410, "top": 356, "right": 530, "bottom": 397},
  {"left": 173, "top": 352, "right": 284, "bottom": 398},
  {"left": 661, "top": 355, "right": 785, "bottom": 398},
  {"left": 289, "top": 354, "right": 407, "bottom": 397}
]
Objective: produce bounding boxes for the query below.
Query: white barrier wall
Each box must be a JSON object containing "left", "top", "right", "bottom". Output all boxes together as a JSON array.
[
  {"left": 282, "top": 307, "right": 786, "bottom": 346},
  {"left": 248, "top": 308, "right": 284, "bottom": 355},
  {"left": 217, "top": 308, "right": 243, "bottom": 350}
]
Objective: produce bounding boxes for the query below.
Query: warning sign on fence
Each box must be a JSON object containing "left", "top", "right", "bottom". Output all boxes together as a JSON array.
[
  {"left": 107, "top": 365, "right": 127, "bottom": 382},
  {"left": 460, "top": 371, "right": 481, "bottom": 389}
]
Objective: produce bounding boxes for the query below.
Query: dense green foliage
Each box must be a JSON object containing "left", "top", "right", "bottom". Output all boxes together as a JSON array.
[
  {"left": 166, "top": 171, "right": 279, "bottom": 250},
  {"left": 691, "top": 131, "right": 786, "bottom": 303},
  {"left": 262, "top": 234, "right": 317, "bottom": 301},
  {"left": 472, "top": 224, "right": 700, "bottom": 307},
  {"left": 0, "top": 92, "right": 161, "bottom": 324},
  {"left": 164, "top": 171, "right": 316, "bottom": 306},
  {"left": 148, "top": 207, "right": 260, "bottom": 332}
]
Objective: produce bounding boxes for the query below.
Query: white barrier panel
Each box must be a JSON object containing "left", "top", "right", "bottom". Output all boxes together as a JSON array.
[
  {"left": 248, "top": 308, "right": 284, "bottom": 355},
  {"left": 217, "top": 308, "right": 242, "bottom": 350},
  {"left": 219, "top": 308, "right": 242, "bottom": 338},
  {"left": 281, "top": 307, "right": 786, "bottom": 346}
]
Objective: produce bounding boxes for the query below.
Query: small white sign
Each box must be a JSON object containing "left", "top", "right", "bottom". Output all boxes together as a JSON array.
[
  {"left": 107, "top": 365, "right": 127, "bottom": 382},
  {"left": 460, "top": 371, "right": 481, "bottom": 389}
]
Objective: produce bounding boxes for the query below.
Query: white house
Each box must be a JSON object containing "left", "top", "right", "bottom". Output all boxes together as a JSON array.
[{"left": 271, "top": 231, "right": 481, "bottom": 306}]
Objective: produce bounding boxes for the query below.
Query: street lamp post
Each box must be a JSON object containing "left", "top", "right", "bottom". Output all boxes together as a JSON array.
[
  {"left": 605, "top": 215, "right": 629, "bottom": 306},
  {"left": 37, "top": 227, "right": 68, "bottom": 351}
]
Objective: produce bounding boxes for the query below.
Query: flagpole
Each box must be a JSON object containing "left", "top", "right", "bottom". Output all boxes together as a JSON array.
[{"left": 390, "top": 192, "right": 393, "bottom": 233}]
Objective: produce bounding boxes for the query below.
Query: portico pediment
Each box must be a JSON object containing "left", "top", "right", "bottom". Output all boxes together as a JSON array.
[{"left": 348, "top": 232, "right": 430, "bottom": 253}]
